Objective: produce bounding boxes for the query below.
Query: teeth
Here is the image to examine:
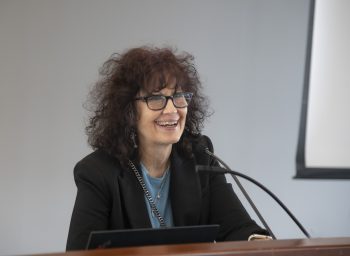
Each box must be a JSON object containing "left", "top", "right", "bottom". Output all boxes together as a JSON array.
[{"left": 156, "top": 120, "right": 178, "bottom": 126}]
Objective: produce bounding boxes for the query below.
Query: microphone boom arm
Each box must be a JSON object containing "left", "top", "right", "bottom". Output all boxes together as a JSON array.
[{"left": 197, "top": 148, "right": 310, "bottom": 239}]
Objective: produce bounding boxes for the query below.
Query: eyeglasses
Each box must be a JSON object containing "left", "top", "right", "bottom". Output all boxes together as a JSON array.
[{"left": 135, "top": 92, "right": 193, "bottom": 111}]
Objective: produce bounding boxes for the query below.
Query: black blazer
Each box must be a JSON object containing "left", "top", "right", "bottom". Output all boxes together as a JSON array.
[{"left": 66, "top": 136, "right": 267, "bottom": 250}]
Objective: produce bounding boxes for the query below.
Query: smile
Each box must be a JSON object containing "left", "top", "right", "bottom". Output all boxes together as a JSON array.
[{"left": 155, "top": 120, "right": 179, "bottom": 127}]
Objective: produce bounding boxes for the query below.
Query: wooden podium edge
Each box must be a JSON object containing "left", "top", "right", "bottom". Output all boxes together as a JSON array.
[{"left": 32, "top": 237, "right": 350, "bottom": 256}]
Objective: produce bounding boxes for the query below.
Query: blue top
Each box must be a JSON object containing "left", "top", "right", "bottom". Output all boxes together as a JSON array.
[{"left": 140, "top": 162, "right": 174, "bottom": 228}]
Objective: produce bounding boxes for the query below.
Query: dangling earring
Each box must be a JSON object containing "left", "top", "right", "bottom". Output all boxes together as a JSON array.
[{"left": 130, "top": 129, "right": 138, "bottom": 148}]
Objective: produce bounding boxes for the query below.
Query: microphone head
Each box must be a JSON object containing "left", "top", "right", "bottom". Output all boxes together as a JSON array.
[
  {"left": 193, "top": 142, "right": 208, "bottom": 154},
  {"left": 190, "top": 135, "right": 213, "bottom": 165}
]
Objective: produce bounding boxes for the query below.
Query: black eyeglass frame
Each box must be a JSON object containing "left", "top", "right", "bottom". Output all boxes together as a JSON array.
[{"left": 135, "top": 92, "right": 193, "bottom": 111}]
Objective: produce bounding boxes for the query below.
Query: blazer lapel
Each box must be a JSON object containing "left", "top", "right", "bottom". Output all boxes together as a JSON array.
[
  {"left": 170, "top": 151, "right": 202, "bottom": 226},
  {"left": 118, "top": 164, "right": 152, "bottom": 229}
]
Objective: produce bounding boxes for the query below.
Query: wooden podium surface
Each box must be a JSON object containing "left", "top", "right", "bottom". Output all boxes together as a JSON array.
[{"left": 37, "top": 237, "right": 350, "bottom": 256}]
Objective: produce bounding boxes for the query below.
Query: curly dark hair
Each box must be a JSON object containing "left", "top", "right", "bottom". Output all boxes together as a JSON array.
[{"left": 85, "top": 46, "right": 210, "bottom": 165}]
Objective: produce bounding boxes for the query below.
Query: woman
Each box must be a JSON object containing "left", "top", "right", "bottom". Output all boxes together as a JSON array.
[{"left": 66, "top": 46, "right": 268, "bottom": 250}]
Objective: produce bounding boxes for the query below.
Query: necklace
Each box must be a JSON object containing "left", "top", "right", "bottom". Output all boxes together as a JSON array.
[{"left": 154, "top": 168, "right": 170, "bottom": 202}]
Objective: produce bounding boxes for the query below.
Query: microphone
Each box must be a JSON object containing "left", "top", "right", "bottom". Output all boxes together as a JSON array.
[{"left": 194, "top": 144, "right": 311, "bottom": 239}]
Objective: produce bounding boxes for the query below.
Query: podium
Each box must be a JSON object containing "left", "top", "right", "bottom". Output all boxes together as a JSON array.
[{"left": 36, "top": 237, "right": 350, "bottom": 256}]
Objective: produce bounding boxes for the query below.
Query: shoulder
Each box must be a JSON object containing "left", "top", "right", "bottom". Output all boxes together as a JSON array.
[
  {"left": 73, "top": 149, "right": 124, "bottom": 184},
  {"left": 76, "top": 149, "right": 120, "bottom": 169}
]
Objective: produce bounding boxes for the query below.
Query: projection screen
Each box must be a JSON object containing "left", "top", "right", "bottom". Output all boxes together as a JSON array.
[{"left": 296, "top": 0, "right": 350, "bottom": 179}]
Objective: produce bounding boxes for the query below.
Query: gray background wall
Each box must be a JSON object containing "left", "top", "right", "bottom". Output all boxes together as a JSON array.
[{"left": 0, "top": 0, "right": 349, "bottom": 255}]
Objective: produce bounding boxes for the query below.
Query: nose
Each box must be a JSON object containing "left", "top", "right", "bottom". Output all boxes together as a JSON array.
[{"left": 162, "top": 97, "right": 177, "bottom": 113}]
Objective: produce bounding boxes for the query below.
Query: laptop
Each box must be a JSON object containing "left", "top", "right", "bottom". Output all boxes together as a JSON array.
[{"left": 86, "top": 224, "right": 220, "bottom": 249}]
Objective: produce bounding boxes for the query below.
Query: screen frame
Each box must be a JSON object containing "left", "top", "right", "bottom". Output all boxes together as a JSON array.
[{"left": 295, "top": 0, "right": 350, "bottom": 179}]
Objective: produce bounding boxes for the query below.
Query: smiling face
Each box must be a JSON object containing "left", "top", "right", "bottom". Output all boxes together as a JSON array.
[{"left": 135, "top": 82, "right": 188, "bottom": 151}]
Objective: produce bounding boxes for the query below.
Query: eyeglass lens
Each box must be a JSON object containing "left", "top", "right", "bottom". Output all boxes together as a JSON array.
[{"left": 147, "top": 93, "right": 192, "bottom": 110}]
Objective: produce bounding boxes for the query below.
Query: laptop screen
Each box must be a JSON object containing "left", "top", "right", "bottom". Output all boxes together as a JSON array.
[{"left": 86, "top": 224, "right": 220, "bottom": 249}]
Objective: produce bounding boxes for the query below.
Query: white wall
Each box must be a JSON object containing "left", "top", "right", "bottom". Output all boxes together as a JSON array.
[{"left": 0, "top": 0, "right": 349, "bottom": 255}]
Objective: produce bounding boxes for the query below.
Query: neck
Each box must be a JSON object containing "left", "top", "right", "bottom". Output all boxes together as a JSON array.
[{"left": 139, "top": 144, "right": 172, "bottom": 178}]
